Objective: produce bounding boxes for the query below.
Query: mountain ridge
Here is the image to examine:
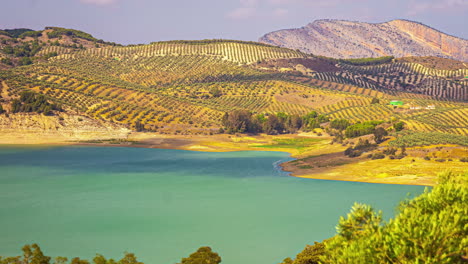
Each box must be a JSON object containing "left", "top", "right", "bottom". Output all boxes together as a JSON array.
[{"left": 259, "top": 19, "right": 468, "bottom": 62}]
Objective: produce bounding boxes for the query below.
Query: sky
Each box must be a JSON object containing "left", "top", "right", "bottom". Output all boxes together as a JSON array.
[{"left": 1, "top": 0, "right": 467, "bottom": 45}]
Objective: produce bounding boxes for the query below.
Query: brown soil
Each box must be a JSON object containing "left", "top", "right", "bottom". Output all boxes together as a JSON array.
[{"left": 396, "top": 56, "right": 468, "bottom": 70}]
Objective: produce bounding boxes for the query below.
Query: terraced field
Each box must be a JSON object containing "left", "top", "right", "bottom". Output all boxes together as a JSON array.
[
  {"left": 325, "top": 62, "right": 468, "bottom": 101},
  {"left": 1, "top": 40, "right": 467, "bottom": 135}
]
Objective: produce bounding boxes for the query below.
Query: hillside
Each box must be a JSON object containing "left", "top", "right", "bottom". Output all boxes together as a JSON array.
[
  {"left": 0, "top": 34, "right": 467, "bottom": 141},
  {"left": 259, "top": 19, "right": 468, "bottom": 62},
  {"left": 0, "top": 27, "right": 119, "bottom": 68}
]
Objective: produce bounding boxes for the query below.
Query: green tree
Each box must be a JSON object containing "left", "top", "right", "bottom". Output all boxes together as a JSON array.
[
  {"left": 345, "top": 121, "right": 382, "bottom": 138},
  {"left": 0, "top": 256, "right": 21, "bottom": 264},
  {"left": 178, "top": 247, "right": 221, "bottom": 264},
  {"left": 278, "top": 258, "right": 293, "bottom": 264},
  {"left": 53, "top": 257, "right": 68, "bottom": 264},
  {"left": 302, "top": 111, "right": 318, "bottom": 129},
  {"left": 293, "top": 242, "right": 326, "bottom": 264},
  {"left": 2, "top": 45, "right": 14, "bottom": 54},
  {"left": 134, "top": 121, "right": 145, "bottom": 132},
  {"left": 93, "top": 255, "right": 108, "bottom": 264},
  {"left": 285, "top": 114, "right": 303, "bottom": 133},
  {"left": 0, "top": 58, "right": 13, "bottom": 66},
  {"left": 321, "top": 172, "right": 468, "bottom": 264},
  {"left": 222, "top": 110, "right": 253, "bottom": 133},
  {"left": 30, "top": 244, "right": 51, "bottom": 264},
  {"left": 400, "top": 145, "right": 407, "bottom": 156},
  {"left": 263, "top": 114, "right": 283, "bottom": 135},
  {"left": 276, "top": 112, "right": 289, "bottom": 124},
  {"left": 22, "top": 245, "right": 33, "bottom": 264},
  {"left": 117, "top": 253, "right": 142, "bottom": 264},
  {"left": 209, "top": 87, "right": 222, "bottom": 97},
  {"left": 330, "top": 119, "right": 350, "bottom": 131},
  {"left": 71, "top": 257, "right": 90, "bottom": 264},
  {"left": 373, "top": 127, "right": 388, "bottom": 143},
  {"left": 394, "top": 121, "right": 405, "bottom": 132},
  {"left": 18, "top": 57, "right": 33, "bottom": 66}
]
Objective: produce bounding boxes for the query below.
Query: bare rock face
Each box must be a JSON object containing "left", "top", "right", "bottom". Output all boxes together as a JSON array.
[
  {"left": 259, "top": 19, "right": 468, "bottom": 62},
  {"left": 0, "top": 113, "right": 130, "bottom": 144}
]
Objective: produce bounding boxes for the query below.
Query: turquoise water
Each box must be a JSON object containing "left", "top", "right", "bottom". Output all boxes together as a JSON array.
[{"left": 0, "top": 146, "right": 425, "bottom": 264}]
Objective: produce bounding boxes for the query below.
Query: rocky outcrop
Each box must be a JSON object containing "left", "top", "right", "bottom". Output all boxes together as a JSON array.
[
  {"left": 259, "top": 19, "right": 468, "bottom": 62},
  {"left": 0, "top": 113, "right": 130, "bottom": 144}
]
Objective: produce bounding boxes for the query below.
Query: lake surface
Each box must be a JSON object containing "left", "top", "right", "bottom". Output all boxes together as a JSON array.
[{"left": 0, "top": 146, "right": 425, "bottom": 264}]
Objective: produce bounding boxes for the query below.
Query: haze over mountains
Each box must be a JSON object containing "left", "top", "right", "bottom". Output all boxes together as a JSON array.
[{"left": 259, "top": 19, "right": 468, "bottom": 62}]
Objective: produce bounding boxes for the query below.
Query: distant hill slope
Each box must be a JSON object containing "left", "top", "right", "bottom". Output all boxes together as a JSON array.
[
  {"left": 0, "top": 27, "right": 119, "bottom": 67},
  {"left": 0, "top": 36, "right": 466, "bottom": 137},
  {"left": 259, "top": 19, "right": 468, "bottom": 62}
]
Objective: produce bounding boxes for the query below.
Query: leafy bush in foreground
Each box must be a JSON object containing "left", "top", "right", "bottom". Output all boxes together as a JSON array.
[
  {"left": 281, "top": 172, "right": 467, "bottom": 264},
  {"left": 321, "top": 172, "right": 468, "bottom": 264}
]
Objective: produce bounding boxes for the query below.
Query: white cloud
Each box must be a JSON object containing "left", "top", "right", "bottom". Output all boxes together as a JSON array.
[
  {"left": 272, "top": 8, "right": 289, "bottom": 17},
  {"left": 267, "top": 0, "right": 295, "bottom": 4},
  {"left": 226, "top": 7, "right": 257, "bottom": 19},
  {"left": 226, "top": 0, "right": 259, "bottom": 20},
  {"left": 226, "top": 0, "right": 368, "bottom": 20},
  {"left": 268, "top": 0, "right": 367, "bottom": 7},
  {"left": 240, "top": 0, "right": 259, "bottom": 6},
  {"left": 408, "top": 0, "right": 468, "bottom": 15},
  {"left": 80, "top": 0, "right": 116, "bottom": 6}
]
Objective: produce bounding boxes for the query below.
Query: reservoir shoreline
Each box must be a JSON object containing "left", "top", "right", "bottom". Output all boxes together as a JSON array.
[{"left": 0, "top": 132, "right": 441, "bottom": 186}]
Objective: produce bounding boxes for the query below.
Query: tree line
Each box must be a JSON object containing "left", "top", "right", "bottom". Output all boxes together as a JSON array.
[
  {"left": 222, "top": 110, "right": 400, "bottom": 143},
  {"left": 339, "top": 56, "right": 395, "bottom": 66},
  {"left": 0, "top": 245, "right": 221, "bottom": 264},
  {"left": 221, "top": 110, "right": 329, "bottom": 135}
]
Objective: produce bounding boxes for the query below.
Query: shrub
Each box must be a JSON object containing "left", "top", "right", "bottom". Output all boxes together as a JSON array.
[
  {"left": 18, "top": 57, "right": 33, "bottom": 65},
  {"left": 321, "top": 172, "right": 468, "bottom": 264},
  {"left": 345, "top": 121, "right": 382, "bottom": 138},
  {"left": 18, "top": 30, "right": 43, "bottom": 38},
  {"left": 371, "top": 153, "right": 385, "bottom": 160},
  {"left": 383, "top": 147, "right": 397, "bottom": 155},
  {"left": 330, "top": 119, "right": 350, "bottom": 131},
  {"left": 11, "top": 91, "right": 57, "bottom": 115},
  {"left": 0, "top": 58, "right": 13, "bottom": 66},
  {"left": 344, "top": 139, "right": 376, "bottom": 158},
  {"left": 394, "top": 121, "right": 405, "bottom": 132}
]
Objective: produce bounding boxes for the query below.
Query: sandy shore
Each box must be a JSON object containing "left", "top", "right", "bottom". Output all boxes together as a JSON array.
[{"left": 1, "top": 132, "right": 457, "bottom": 186}]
